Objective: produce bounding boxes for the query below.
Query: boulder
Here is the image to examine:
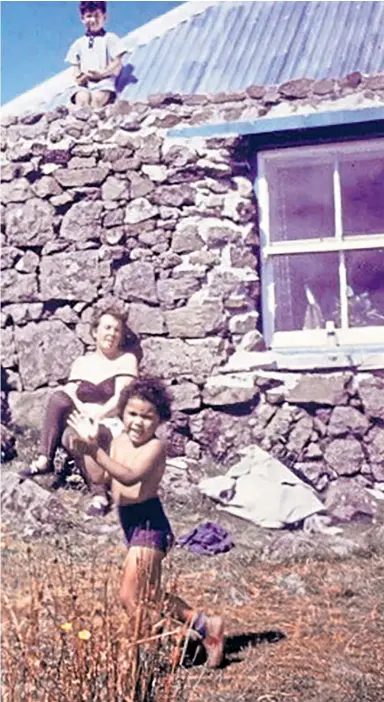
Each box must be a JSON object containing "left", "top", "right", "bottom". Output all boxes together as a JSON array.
[
  {"left": 165, "top": 298, "right": 225, "bottom": 338},
  {"left": 40, "top": 251, "right": 100, "bottom": 302},
  {"left": 324, "top": 438, "right": 364, "bottom": 476},
  {"left": 15, "top": 321, "right": 83, "bottom": 391},
  {"left": 141, "top": 337, "right": 228, "bottom": 383},
  {"left": 8, "top": 387, "right": 54, "bottom": 430},
  {"left": 357, "top": 375, "right": 384, "bottom": 421},
  {"left": 60, "top": 201, "right": 103, "bottom": 242},
  {"left": 128, "top": 302, "right": 165, "bottom": 335},
  {"left": 1, "top": 270, "right": 38, "bottom": 303},
  {"left": 5, "top": 199, "right": 55, "bottom": 246},
  {"left": 203, "top": 373, "right": 258, "bottom": 406},
  {"left": 287, "top": 373, "right": 352, "bottom": 406},
  {"left": 324, "top": 478, "right": 377, "bottom": 523},
  {"left": 115, "top": 261, "right": 158, "bottom": 303},
  {"left": 328, "top": 406, "right": 370, "bottom": 437}
]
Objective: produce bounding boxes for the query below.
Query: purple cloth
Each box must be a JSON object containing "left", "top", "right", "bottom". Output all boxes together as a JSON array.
[{"left": 176, "top": 521, "right": 234, "bottom": 556}]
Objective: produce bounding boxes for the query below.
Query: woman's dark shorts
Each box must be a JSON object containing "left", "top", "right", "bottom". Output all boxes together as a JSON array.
[{"left": 118, "top": 497, "right": 174, "bottom": 554}]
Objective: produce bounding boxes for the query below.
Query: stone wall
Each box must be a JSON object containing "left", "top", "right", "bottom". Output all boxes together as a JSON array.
[{"left": 1, "top": 72, "right": 384, "bottom": 492}]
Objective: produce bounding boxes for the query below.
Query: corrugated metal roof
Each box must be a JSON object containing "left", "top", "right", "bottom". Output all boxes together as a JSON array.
[
  {"left": 2, "top": 1, "right": 384, "bottom": 117},
  {"left": 118, "top": 0, "right": 384, "bottom": 100}
]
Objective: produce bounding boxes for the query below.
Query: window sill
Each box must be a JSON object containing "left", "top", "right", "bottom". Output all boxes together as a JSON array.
[{"left": 223, "top": 347, "right": 384, "bottom": 373}]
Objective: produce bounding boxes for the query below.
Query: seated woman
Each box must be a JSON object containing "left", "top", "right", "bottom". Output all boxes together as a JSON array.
[{"left": 20, "top": 305, "right": 140, "bottom": 516}]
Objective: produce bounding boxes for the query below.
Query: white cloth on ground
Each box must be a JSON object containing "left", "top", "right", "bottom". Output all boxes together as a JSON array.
[{"left": 198, "top": 444, "right": 325, "bottom": 529}]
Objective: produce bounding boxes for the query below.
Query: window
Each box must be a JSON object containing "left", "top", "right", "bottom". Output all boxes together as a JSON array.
[{"left": 257, "top": 139, "right": 384, "bottom": 350}]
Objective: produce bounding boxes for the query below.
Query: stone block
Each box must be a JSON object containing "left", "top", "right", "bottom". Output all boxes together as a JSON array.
[
  {"left": 39, "top": 250, "right": 99, "bottom": 302},
  {"left": 60, "top": 200, "right": 103, "bottom": 242},
  {"left": 328, "top": 406, "right": 370, "bottom": 438},
  {"left": 1, "top": 270, "right": 38, "bottom": 303},
  {"left": 125, "top": 197, "right": 158, "bottom": 224},
  {"left": 287, "top": 373, "right": 352, "bottom": 406},
  {"left": 165, "top": 299, "right": 224, "bottom": 338},
  {"left": 128, "top": 303, "right": 165, "bottom": 335},
  {"left": 101, "top": 176, "right": 129, "bottom": 201},
  {"left": 324, "top": 478, "right": 376, "bottom": 523},
  {"left": 8, "top": 387, "right": 54, "bottom": 430},
  {"left": 324, "top": 438, "right": 364, "bottom": 475},
  {"left": 203, "top": 373, "right": 259, "bottom": 406},
  {"left": 141, "top": 337, "right": 228, "bottom": 383},
  {"left": 55, "top": 166, "right": 109, "bottom": 187},
  {"left": 1, "top": 178, "right": 32, "bottom": 203},
  {"left": 5, "top": 199, "right": 55, "bottom": 246},
  {"left": 15, "top": 320, "right": 83, "bottom": 391},
  {"left": 170, "top": 381, "right": 201, "bottom": 411},
  {"left": 357, "top": 375, "right": 384, "bottom": 421},
  {"left": 115, "top": 261, "right": 158, "bottom": 304}
]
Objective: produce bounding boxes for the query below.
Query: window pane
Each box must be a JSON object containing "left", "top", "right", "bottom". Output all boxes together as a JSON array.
[
  {"left": 340, "top": 154, "right": 384, "bottom": 235},
  {"left": 273, "top": 252, "right": 340, "bottom": 332},
  {"left": 346, "top": 249, "right": 384, "bottom": 327},
  {"left": 268, "top": 159, "right": 335, "bottom": 242}
]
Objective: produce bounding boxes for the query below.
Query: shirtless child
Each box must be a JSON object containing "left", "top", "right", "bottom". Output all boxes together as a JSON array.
[{"left": 68, "top": 376, "right": 225, "bottom": 668}]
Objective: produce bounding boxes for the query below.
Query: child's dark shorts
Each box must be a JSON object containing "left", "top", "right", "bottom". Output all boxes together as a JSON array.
[{"left": 118, "top": 498, "right": 174, "bottom": 554}]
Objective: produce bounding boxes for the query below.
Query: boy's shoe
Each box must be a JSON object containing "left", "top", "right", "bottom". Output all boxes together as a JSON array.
[
  {"left": 203, "top": 616, "right": 225, "bottom": 668},
  {"left": 19, "top": 460, "right": 52, "bottom": 481},
  {"left": 86, "top": 495, "right": 110, "bottom": 517}
]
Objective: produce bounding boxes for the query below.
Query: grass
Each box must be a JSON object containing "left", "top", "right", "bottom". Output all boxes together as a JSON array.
[{"left": 2, "top": 529, "right": 384, "bottom": 702}]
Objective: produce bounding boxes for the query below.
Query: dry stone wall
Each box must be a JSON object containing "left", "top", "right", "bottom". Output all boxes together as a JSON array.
[{"left": 1, "top": 72, "right": 384, "bottom": 500}]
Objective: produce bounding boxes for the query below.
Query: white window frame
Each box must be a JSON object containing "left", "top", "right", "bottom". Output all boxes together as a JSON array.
[{"left": 257, "top": 138, "right": 384, "bottom": 351}]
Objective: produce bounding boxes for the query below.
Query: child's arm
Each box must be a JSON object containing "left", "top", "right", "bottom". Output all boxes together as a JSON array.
[
  {"left": 86, "top": 55, "right": 124, "bottom": 82},
  {"left": 67, "top": 411, "right": 165, "bottom": 486}
]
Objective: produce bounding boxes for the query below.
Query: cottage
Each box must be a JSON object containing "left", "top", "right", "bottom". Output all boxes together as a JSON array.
[{"left": 1, "top": 1, "right": 384, "bottom": 500}]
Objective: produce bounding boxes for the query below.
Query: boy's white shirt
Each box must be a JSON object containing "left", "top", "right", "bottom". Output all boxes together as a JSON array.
[{"left": 65, "top": 33, "right": 126, "bottom": 74}]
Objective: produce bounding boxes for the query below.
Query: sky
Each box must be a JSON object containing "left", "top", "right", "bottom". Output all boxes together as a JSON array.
[{"left": 1, "top": 0, "right": 184, "bottom": 105}]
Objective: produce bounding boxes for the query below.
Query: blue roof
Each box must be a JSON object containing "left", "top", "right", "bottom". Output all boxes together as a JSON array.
[
  {"left": 118, "top": 1, "right": 384, "bottom": 100},
  {"left": 2, "top": 1, "right": 384, "bottom": 117}
]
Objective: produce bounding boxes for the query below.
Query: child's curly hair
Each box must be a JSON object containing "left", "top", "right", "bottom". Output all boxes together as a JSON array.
[
  {"left": 119, "top": 377, "right": 173, "bottom": 422},
  {"left": 79, "top": 1, "right": 107, "bottom": 16}
]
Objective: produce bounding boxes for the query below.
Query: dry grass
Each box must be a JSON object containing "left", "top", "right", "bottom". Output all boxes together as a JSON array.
[
  {"left": 2, "top": 533, "right": 384, "bottom": 702},
  {"left": 1, "top": 539, "right": 189, "bottom": 702}
]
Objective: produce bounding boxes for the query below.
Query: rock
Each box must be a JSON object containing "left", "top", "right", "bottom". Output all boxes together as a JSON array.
[
  {"left": 171, "top": 219, "right": 204, "bottom": 254},
  {"left": 357, "top": 375, "right": 384, "bottom": 421},
  {"left": 55, "top": 166, "right": 108, "bottom": 187},
  {"left": 324, "top": 478, "right": 377, "bottom": 523},
  {"left": 328, "top": 406, "right": 370, "bottom": 437},
  {"left": 189, "top": 408, "right": 254, "bottom": 462},
  {"left": 151, "top": 184, "right": 195, "bottom": 207},
  {"left": 14, "top": 250, "right": 39, "bottom": 274},
  {"left": 101, "top": 176, "right": 129, "bottom": 201},
  {"left": 15, "top": 321, "right": 83, "bottom": 391},
  {"left": 0, "top": 328, "right": 16, "bottom": 368},
  {"left": 67, "top": 156, "right": 97, "bottom": 168},
  {"left": 31, "top": 175, "right": 62, "bottom": 198},
  {"left": 1, "top": 270, "right": 38, "bottom": 303},
  {"left": 279, "top": 78, "right": 313, "bottom": 98},
  {"left": 4, "top": 303, "right": 43, "bottom": 325},
  {"left": 156, "top": 275, "right": 201, "bottom": 306},
  {"left": 141, "top": 165, "right": 167, "bottom": 183},
  {"left": 262, "top": 403, "right": 300, "bottom": 447},
  {"left": 115, "top": 261, "right": 158, "bottom": 304},
  {"left": 287, "top": 415, "right": 313, "bottom": 455},
  {"left": 1, "top": 246, "right": 21, "bottom": 270},
  {"left": 170, "top": 382, "right": 201, "bottom": 411},
  {"left": 276, "top": 573, "right": 306, "bottom": 596},
  {"left": 1, "top": 178, "right": 32, "bottom": 203},
  {"left": 237, "top": 330, "right": 265, "bottom": 352},
  {"left": 229, "top": 312, "right": 258, "bottom": 335},
  {"left": 128, "top": 172, "right": 155, "bottom": 199},
  {"left": 8, "top": 387, "right": 53, "bottom": 430},
  {"left": 128, "top": 302, "right": 165, "bottom": 335},
  {"left": 165, "top": 298, "right": 224, "bottom": 338},
  {"left": 287, "top": 373, "right": 352, "bottom": 406},
  {"left": 60, "top": 200, "right": 103, "bottom": 242},
  {"left": 5, "top": 199, "right": 55, "bottom": 246},
  {"left": 135, "top": 134, "right": 162, "bottom": 163},
  {"left": 141, "top": 337, "right": 227, "bottom": 383},
  {"left": 203, "top": 373, "right": 258, "bottom": 406},
  {"left": 198, "top": 217, "right": 242, "bottom": 246},
  {"left": 125, "top": 197, "right": 158, "bottom": 224},
  {"left": 1, "top": 472, "right": 66, "bottom": 529},
  {"left": 324, "top": 438, "right": 364, "bottom": 476},
  {"left": 304, "top": 442, "right": 323, "bottom": 460},
  {"left": 365, "top": 426, "right": 384, "bottom": 480},
  {"left": 40, "top": 251, "right": 99, "bottom": 302},
  {"left": 103, "top": 208, "right": 124, "bottom": 228}
]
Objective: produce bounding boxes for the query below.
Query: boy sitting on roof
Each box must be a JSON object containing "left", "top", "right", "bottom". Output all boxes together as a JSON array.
[{"left": 65, "top": 1, "right": 126, "bottom": 108}]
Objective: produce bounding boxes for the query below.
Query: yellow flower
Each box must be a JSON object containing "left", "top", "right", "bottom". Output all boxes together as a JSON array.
[
  {"left": 78, "top": 629, "right": 91, "bottom": 641},
  {"left": 60, "top": 622, "right": 73, "bottom": 633}
]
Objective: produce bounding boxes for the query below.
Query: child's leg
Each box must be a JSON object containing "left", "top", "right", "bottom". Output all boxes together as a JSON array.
[
  {"left": 74, "top": 90, "right": 91, "bottom": 107},
  {"left": 120, "top": 546, "right": 224, "bottom": 667},
  {"left": 91, "top": 90, "right": 113, "bottom": 108}
]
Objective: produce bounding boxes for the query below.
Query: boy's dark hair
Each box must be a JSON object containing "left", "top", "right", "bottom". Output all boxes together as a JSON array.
[
  {"left": 90, "top": 304, "right": 142, "bottom": 359},
  {"left": 119, "top": 377, "right": 173, "bottom": 422},
  {"left": 79, "top": 2, "right": 107, "bottom": 16}
]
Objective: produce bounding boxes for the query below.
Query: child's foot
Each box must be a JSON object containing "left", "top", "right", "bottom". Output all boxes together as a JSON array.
[
  {"left": 19, "top": 456, "right": 51, "bottom": 481},
  {"left": 203, "top": 616, "right": 225, "bottom": 668},
  {"left": 86, "top": 495, "right": 110, "bottom": 518}
]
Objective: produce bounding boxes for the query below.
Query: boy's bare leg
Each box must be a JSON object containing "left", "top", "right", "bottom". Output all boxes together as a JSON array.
[
  {"left": 91, "top": 90, "right": 113, "bottom": 108},
  {"left": 120, "top": 546, "right": 224, "bottom": 667},
  {"left": 74, "top": 90, "right": 91, "bottom": 107}
]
